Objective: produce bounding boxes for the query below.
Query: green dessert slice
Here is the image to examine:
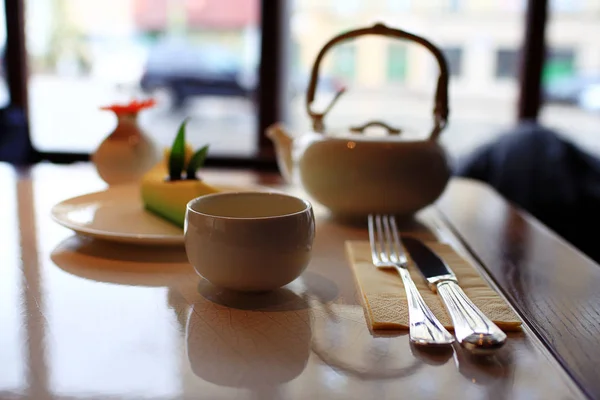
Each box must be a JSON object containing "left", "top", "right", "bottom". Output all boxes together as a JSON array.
[
  {"left": 141, "top": 166, "right": 219, "bottom": 228},
  {"left": 141, "top": 118, "right": 220, "bottom": 228}
]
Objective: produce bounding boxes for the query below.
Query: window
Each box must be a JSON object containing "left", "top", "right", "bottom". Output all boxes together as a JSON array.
[
  {"left": 543, "top": 48, "right": 575, "bottom": 85},
  {"left": 495, "top": 47, "right": 575, "bottom": 84},
  {"left": 25, "top": 0, "right": 261, "bottom": 157},
  {"left": 387, "top": 43, "right": 407, "bottom": 82},
  {"left": 332, "top": 43, "right": 356, "bottom": 81},
  {"left": 495, "top": 49, "right": 520, "bottom": 79},
  {"left": 387, "top": 44, "right": 407, "bottom": 82},
  {"left": 4, "top": 0, "right": 560, "bottom": 165},
  {"left": 442, "top": 47, "right": 463, "bottom": 77},
  {"left": 541, "top": 3, "right": 600, "bottom": 155}
]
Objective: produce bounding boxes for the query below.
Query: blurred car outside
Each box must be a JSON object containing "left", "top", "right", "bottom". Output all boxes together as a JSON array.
[
  {"left": 139, "top": 39, "right": 255, "bottom": 110},
  {"left": 139, "top": 39, "right": 345, "bottom": 110}
]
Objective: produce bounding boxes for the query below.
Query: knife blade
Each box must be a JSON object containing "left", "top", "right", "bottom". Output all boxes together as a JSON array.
[
  {"left": 400, "top": 236, "right": 455, "bottom": 287},
  {"left": 401, "top": 236, "right": 507, "bottom": 354}
]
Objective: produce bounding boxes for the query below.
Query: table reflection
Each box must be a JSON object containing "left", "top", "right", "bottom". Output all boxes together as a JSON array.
[
  {"left": 46, "top": 236, "right": 189, "bottom": 398},
  {"left": 311, "top": 308, "right": 423, "bottom": 381},
  {"left": 50, "top": 235, "right": 192, "bottom": 287},
  {"left": 186, "top": 289, "right": 312, "bottom": 399}
]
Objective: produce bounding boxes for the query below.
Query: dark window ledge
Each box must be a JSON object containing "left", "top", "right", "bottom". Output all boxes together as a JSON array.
[{"left": 33, "top": 151, "right": 279, "bottom": 172}]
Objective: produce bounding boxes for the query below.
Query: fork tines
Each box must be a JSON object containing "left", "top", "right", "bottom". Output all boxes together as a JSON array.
[{"left": 368, "top": 214, "right": 407, "bottom": 266}]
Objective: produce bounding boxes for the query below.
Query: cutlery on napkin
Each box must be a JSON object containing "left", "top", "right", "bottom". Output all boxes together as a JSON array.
[
  {"left": 402, "top": 236, "right": 507, "bottom": 354},
  {"left": 345, "top": 239, "right": 522, "bottom": 333}
]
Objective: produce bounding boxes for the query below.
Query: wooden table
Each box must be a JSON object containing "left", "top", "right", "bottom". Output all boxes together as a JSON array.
[{"left": 2, "top": 162, "right": 599, "bottom": 399}]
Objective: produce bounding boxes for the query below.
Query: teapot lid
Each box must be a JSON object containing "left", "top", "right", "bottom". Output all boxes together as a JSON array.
[{"left": 305, "top": 22, "right": 450, "bottom": 142}]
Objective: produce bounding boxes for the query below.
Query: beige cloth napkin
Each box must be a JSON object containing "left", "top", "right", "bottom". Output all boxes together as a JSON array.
[{"left": 345, "top": 239, "right": 522, "bottom": 331}]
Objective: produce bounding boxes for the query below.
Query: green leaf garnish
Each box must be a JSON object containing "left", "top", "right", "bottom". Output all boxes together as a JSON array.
[
  {"left": 186, "top": 145, "right": 209, "bottom": 180},
  {"left": 168, "top": 118, "right": 188, "bottom": 180}
]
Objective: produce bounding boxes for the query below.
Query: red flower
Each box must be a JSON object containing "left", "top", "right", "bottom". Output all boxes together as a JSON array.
[{"left": 100, "top": 99, "right": 156, "bottom": 114}]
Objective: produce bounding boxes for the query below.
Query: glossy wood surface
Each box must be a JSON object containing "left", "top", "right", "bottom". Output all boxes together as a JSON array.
[
  {"left": 0, "top": 162, "right": 588, "bottom": 399},
  {"left": 438, "top": 180, "right": 600, "bottom": 400}
]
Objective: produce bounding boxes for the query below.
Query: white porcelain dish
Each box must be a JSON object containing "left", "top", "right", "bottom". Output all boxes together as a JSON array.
[{"left": 51, "top": 183, "right": 274, "bottom": 246}]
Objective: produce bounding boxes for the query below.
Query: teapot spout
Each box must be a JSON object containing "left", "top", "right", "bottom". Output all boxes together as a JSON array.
[{"left": 266, "top": 123, "right": 294, "bottom": 183}]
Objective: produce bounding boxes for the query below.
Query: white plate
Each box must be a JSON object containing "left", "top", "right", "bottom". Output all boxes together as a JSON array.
[{"left": 51, "top": 183, "right": 275, "bottom": 246}]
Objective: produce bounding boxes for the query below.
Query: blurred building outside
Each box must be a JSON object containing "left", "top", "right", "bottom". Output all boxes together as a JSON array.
[{"left": 293, "top": 0, "right": 600, "bottom": 101}]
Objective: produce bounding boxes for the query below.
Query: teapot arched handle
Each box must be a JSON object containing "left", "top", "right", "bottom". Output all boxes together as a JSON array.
[{"left": 306, "top": 22, "right": 449, "bottom": 141}]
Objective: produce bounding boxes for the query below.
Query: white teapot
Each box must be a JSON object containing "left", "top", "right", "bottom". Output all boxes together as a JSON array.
[{"left": 267, "top": 23, "right": 452, "bottom": 220}]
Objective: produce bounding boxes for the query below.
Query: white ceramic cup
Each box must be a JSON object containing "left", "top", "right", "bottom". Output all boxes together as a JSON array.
[{"left": 184, "top": 191, "right": 315, "bottom": 292}]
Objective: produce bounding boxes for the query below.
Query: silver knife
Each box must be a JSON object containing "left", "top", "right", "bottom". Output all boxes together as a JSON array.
[{"left": 402, "top": 236, "right": 507, "bottom": 354}]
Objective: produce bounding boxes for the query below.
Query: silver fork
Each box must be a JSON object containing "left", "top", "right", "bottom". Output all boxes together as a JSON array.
[{"left": 368, "top": 214, "right": 455, "bottom": 346}]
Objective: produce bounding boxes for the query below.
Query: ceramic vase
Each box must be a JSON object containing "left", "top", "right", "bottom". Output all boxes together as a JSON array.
[{"left": 92, "top": 103, "right": 158, "bottom": 186}]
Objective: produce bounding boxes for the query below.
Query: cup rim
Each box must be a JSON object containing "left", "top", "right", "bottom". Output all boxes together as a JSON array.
[{"left": 186, "top": 191, "right": 312, "bottom": 220}]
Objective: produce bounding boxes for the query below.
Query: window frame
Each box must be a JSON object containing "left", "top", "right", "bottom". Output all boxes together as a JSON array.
[{"left": 1, "top": 0, "right": 549, "bottom": 167}]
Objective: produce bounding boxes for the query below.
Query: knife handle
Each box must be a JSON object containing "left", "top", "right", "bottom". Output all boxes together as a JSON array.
[
  {"left": 395, "top": 267, "right": 455, "bottom": 346},
  {"left": 436, "top": 280, "right": 507, "bottom": 353}
]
